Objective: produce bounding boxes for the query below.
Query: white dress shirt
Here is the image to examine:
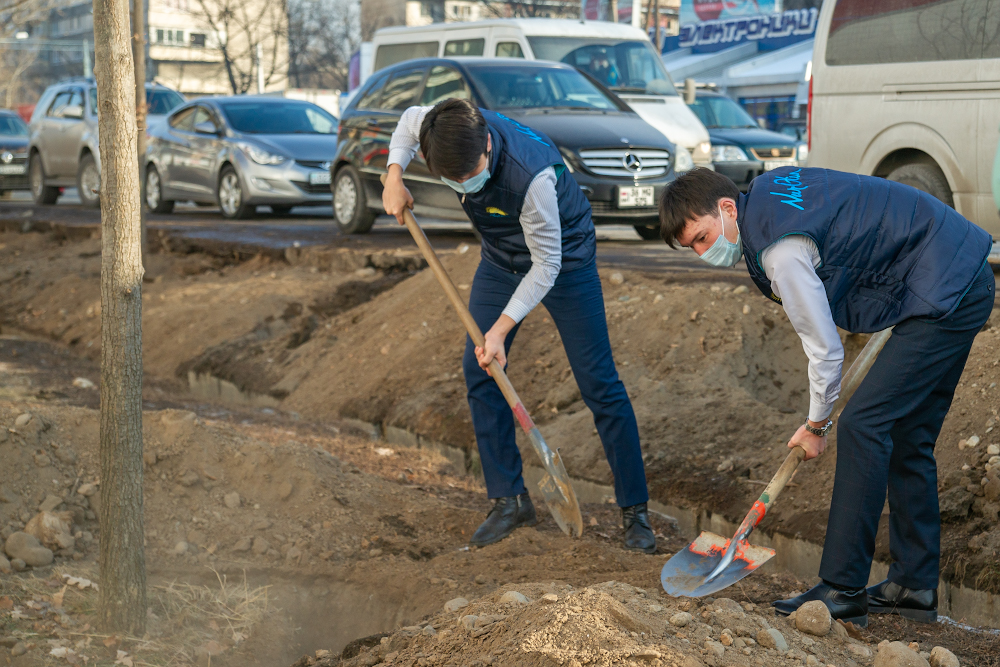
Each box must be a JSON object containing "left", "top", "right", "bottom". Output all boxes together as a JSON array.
[
  {"left": 759, "top": 235, "right": 845, "bottom": 422},
  {"left": 387, "top": 105, "right": 562, "bottom": 324}
]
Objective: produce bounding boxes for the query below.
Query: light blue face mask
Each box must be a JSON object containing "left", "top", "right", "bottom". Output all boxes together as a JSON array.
[
  {"left": 441, "top": 163, "right": 490, "bottom": 194},
  {"left": 700, "top": 204, "right": 743, "bottom": 267}
]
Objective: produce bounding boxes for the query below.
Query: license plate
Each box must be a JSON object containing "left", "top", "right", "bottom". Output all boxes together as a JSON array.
[
  {"left": 618, "top": 185, "right": 654, "bottom": 208},
  {"left": 0, "top": 164, "right": 26, "bottom": 175},
  {"left": 763, "top": 159, "right": 797, "bottom": 171},
  {"left": 309, "top": 171, "right": 331, "bottom": 185}
]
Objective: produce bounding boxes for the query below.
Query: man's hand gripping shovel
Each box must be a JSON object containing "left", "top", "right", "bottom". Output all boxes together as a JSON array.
[
  {"left": 660, "top": 327, "right": 894, "bottom": 597},
  {"left": 380, "top": 174, "right": 584, "bottom": 537}
]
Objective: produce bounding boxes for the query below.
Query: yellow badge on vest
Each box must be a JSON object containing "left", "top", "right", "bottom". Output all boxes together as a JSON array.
[{"left": 486, "top": 207, "right": 508, "bottom": 217}]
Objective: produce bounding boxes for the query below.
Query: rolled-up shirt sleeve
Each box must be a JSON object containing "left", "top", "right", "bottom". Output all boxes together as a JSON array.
[
  {"left": 502, "top": 167, "right": 562, "bottom": 323},
  {"left": 760, "top": 235, "right": 844, "bottom": 422},
  {"left": 387, "top": 105, "right": 433, "bottom": 172}
]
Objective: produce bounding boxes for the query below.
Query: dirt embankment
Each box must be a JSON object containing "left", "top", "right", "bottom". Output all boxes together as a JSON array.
[{"left": 1, "top": 226, "right": 1000, "bottom": 599}]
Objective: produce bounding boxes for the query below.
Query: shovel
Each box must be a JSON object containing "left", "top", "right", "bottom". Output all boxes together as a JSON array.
[
  {"left": 660, "top": 327, "right": 893, "bottom": 597},
  {"left": 379, "top": 174, "right": 583, "bottom": 537}
]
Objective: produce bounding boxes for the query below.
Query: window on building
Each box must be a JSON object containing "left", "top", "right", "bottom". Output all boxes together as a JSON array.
[
  {"left": 190, "top": 33, "right": 207, "bottom": 48},
  {"left": 378, "top": 67, "right": 426, "bottom": 111},
  {"left": 420, "top": 66, "right": 471, "bottom": 105},
  {"left": 496, "top": 42, "right": 524, "bottom": 58},
  {"left": 444, "top": 38, "right": 485, "bottom": 57},
  {"left": 374, "top": 42, "right": 438, "bottom": 71},
  {"left": 156, "top": 29, "right": 164, "bottom": 43}
]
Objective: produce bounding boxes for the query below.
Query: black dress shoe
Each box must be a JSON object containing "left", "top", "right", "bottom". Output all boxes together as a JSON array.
[
  {"left": 773, "top": 581, "right": 868, "bottom": 627},
  {"left": 470, "top": 493, "right": 538, "bottom": 547},
  {"left": 622, "top": 503, "right": 656, "bottom": 554},
  {"left": 867, "top": 579, "right": 937, "bottom": 623}
]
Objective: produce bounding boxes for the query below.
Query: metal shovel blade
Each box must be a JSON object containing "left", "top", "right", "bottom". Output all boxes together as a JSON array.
[
  {"left": 528, "top": 428, "right": 584, "bottom": 537},
  {"left": 661, "top": 531, "right": 775, "bottom": 598}
]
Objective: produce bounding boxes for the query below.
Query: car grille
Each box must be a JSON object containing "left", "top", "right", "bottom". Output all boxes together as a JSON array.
[
  {"left": 296, "top": 159, "right": 332, "bottom": 169},
  {"left": 578, "top": 149, "right": 670, "bottom": 179},
  {"left": 292, "top": 181, "right": 333, "bottom": 195},
  {"left": 0, "top": 155, "right": 28, "bottom": 189},
  {"left": 589, "top": 201, "right": 658, "bottom": 217},
  {"left": 749, "top": 147, "right": 795, "bottom": 160}
]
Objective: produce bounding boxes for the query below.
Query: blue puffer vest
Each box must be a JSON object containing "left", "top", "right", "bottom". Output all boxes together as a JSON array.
[
  {"left": 738, "top": 167, "right": 992, "bottom": 333},
  {"left": 458, "top": 110, "right": 596, "bottom": 274}
]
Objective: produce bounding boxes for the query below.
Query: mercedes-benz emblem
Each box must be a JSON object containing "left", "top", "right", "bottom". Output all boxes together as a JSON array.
[
  {"left": 0, "top": 152, "right": 12, "bottom": 164},
  {"left": 622, "top": 153, "right": 643, "bottom": 173}
]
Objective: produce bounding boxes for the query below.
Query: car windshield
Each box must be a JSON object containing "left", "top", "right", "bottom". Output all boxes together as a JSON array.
[
  {"left": 689, "top": 96, "right": 759, "bottom": 129},
  {"left": 465, "top": 65, "right": 618, "bottom": 111},
  {"left": 0, "top": 115, "right": 28, "bottom": 136},
  {"left": 526, "top": 37, "right": 677, "bottom": 95},
  {"left": 147, "top": 88, "right": 186, "bottom": 115},
  {"left": 219, "top": 101, "right": 337, "bottom": 134}
]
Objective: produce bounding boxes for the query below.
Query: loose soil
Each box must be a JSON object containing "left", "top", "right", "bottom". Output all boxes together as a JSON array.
[{"left": 0, "top": 225, "right": 999, "bottom": 666}]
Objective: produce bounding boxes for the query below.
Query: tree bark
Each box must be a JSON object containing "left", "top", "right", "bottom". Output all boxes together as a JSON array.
[
  {"left": 133, "top": 0, "right": 148, "bottom": 268},
  {"left": 93, "top": 0, "right": 147, "bottom": 636}
]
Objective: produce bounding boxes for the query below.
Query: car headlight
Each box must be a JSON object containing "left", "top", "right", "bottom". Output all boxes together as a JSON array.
[
  {"left": 694, "top": 141, "right": 712, "bottom": 160},
  {"left": 711, "top": 145, "right": 749, "bottom": 162},
  {"left": 238, "top": 142, "right": 286, "bottom": 165},
  {"left": 797, "top": 144, "right": 809, "bottom": 162},
  {"left": 674, "top": 145, "right": 694, "bottom": 173}
]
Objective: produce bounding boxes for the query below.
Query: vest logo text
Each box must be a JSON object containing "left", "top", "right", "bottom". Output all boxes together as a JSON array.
[{"left": 769, "top": 168, "right": 808, "bottom": 211}]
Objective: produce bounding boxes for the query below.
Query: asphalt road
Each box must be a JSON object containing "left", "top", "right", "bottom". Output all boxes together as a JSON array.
[{"left": 0, "top": 190, "right": 742, "bottom": 280}]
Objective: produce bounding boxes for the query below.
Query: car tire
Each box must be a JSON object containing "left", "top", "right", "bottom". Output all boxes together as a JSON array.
[
  {"left": 333, "top": 166, "right": 376, "bottom": 234},
  {"left": 217, "top": 165, "right": 255, "bottom": 219},
  {"left": 144, "top": 165, "right": 174, "bottom": 214},
  {"left": 633, "top": 225, "right": 661, "bottom": 241},
  {"left": 29, "top": 153, "right": 59, "bottom": 205},
  {"left": 887, "top": 162, "right": 954, "bottom": 207},
  {"left": 77, "top": 153, "right": 101, "bottom": 209},
  {"left": 270, "top": 205, "right": 293, "bottom": 216}
]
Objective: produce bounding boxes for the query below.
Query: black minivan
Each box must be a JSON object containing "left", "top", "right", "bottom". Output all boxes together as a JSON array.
[{"left": 331, "top": 58, "right": 680, "bottom": 239}]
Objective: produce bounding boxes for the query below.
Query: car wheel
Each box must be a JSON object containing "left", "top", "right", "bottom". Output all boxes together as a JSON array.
[
  {"left": 29, "top": 153, "right": 59, "bottom": 205},
  {"left": 887, "top": 162, "right": 954, "bottom": 207},
  {"left": 633, "top": 225, "right": 661, "bottom": 241},
  {"left": 144, "top": 165, "right": 174, "bottom": 213},
  {"left": 77, "top": 153, "right": 101, "bottom": 209},
  {"left": 217, "top": 165, "right": 255, "bottom": 219},
  {"left": 270, "top": 205, "right": 293, "bottom": 216},
  {"left": 333, "top": 166, "right": 376, "bottom": 234}
]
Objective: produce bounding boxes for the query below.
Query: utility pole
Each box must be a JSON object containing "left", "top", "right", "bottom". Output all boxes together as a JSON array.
[
  {"left": 610, "top": 0, "right": 618, "bottom": 22},
  {"left": 92, "top": 0, "right": 147, "bottom": 635},
  {"left": 653, "top": 0, "right": 661, "bottom": 52},
  {"left": 257, "top": 42, "right": 264, "bottom": 94},
  {"left": 133, "top": 0, "right": 148, "bottom": 266},
  {"left": 83, "top": 38, "right": 91, "bottom": 77}
]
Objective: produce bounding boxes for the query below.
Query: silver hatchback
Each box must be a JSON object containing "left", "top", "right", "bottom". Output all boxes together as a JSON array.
[{"left": 145, "top": 97, "right": 338, "bottom": 218}]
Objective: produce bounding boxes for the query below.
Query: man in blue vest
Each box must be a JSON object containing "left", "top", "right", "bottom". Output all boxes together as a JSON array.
[
  {"left": 658, "top": 167, "right": 994, "bottom": 626},
  {"left": 382, "top": 99, "right": 655, "bottom": 553}
]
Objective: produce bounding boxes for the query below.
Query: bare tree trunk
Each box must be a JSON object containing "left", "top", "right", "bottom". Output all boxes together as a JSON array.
[
  {"left": 653, "top": 0, "right": 661, "bottom": 51},
  {"left": 133, "top": 0, "right": 148, "bottom": 269},
  {"left": 93, "top": 0, "right": 147, "bottom": 636}
]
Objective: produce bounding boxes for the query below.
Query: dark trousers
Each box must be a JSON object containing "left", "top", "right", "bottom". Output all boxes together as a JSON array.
[
  {"left": 463, "top": 258, "right": 649, "bottom": 507},
  {"left": 820, "top": 264, "right": 995, "bottom": 590}
]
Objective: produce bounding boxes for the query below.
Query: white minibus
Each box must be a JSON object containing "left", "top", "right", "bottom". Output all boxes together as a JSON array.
[{"left": 371, "top": 18, "right": 713, "bottom": 171}]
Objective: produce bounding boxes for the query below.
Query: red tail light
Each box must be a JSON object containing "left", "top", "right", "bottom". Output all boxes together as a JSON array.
[{"left": 807, "top": 76, "right": 813, "bottom": 152}]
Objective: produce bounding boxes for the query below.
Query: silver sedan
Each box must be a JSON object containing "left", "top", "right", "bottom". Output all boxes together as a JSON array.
[{"left": 145, "top": 97, "right": 338, "bottom": 218}]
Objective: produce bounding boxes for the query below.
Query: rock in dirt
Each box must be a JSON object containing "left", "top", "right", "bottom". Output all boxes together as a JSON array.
[
  {"left": 11, "top": 642, "right": 27, "bottom": 657},
  {"left": 928, "top": 646, "right": 960, "bottom": 667},
  {"left": 875, "top": 641, "right": 930, "bottom": 667},
  {"left": 756, "top": 628, "right": 788, "bottom": 651},
  {"left": 609, "top": 272, "right": 625, "bottom": 285},
  {"left": 499, "top": 591, "right": 529, "bottom": 604},
  {"left": 232, "top": 536, "right": 253, "bottom": 552},
  {"left": 704, "top": 639, "right": 725, "bottom": 658},
  {"left": 939, "top": 486, "right": 974, "bottom": 520},
  {"left": 681, "top": 658, "right": 705, "bottom": 667},
  {"left": 444, "top": 597, "right": 469, "bottom": 612},
  {"left": 0, "top": 554, "right": 10, "bottom": 574},
  {"left": 669, "top": 612, "right": 693, "bottom": 627},
  {"left": 224, "top": 491, "right": 241, "bottom": 509},
  {"left": 474, "top": 573, "right": 488, "bottom": 585},
  {"left": 4, "top": 531, "right": 54, "bottom": 567},
  {"left": 252, "top": 537, "right": 270, "bottom": 555},
  {"left": 14, "top": 413, "right": 32, "bottom": 428},
  {"left": 38, "top": 495, "right": 63, "bottom": 512},
  {"left": 24, "top": 511, "right": 74, "bottom": 550},
  {"left": 10, "top": 558, "right": 26, "bottom": 572},
  {"left": 541, "top": 593, "right": 559, "bottom": 604},
  {"left": 795, "top": 600, "right": 832, "bottom": 636},
  {"left": 460, "top": 615, "right": 477, "bottom": 631},
  {"left": 76, "top": 483, "right": 97, "bottom": 497},
  {"left": 172, "top": 541, "right": 189, "bottom": 555}
]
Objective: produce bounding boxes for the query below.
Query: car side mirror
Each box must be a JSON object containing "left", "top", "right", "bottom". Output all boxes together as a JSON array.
[
  {"left": 194, "top": 121, "right": 218, "bottom": 135},
  {"left": 63, "top": 105, "right": 83, "bottom": 120}
]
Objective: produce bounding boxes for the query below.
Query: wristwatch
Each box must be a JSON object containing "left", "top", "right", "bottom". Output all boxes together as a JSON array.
[{"left": 804, "top": 418, "right": 834, "bottom": 437}]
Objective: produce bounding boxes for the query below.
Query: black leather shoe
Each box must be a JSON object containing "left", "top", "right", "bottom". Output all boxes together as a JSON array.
[
  {"left": 622, "top": 503, "right": 656, "bottom": 554},
  {"left": 773, "top": 582, "right": 868, "bottom": 627},
  {"left": 470, "top": 493, "right": 537, "bottom": 547},
  {"left": 867, "top": 579, "right": 937, "bottom": 623}
]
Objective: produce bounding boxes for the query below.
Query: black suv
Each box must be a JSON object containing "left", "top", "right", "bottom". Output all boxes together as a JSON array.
[
  {"left": 688, "top": 90, "right": 805, "bottom": 192},
  {"left": 331, "top": 58, "right": 679, "bottom": 239}
]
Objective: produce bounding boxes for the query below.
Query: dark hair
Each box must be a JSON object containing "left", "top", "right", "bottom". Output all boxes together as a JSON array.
[
  {"left": 658, "top": 168, "right": 740, "bottom": 248},
  {"left": 418, "top": 99, "right": 488, "bottom": 179}
]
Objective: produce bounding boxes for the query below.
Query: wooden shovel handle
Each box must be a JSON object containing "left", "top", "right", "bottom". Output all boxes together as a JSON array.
[{"left": 380, "top": 174, "right": 536, "bottom": 431}]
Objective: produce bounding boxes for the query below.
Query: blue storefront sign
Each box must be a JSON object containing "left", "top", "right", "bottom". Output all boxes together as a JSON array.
[{"left": 665, "top": 1, "right": 818, "bottom": 53}]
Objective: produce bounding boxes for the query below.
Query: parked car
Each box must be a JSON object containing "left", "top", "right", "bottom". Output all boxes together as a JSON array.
[
  {"left": 0, "top": 110, "right": 30, "bottom": 195},
  {"left": 28, "top": 78, "right": 185, "bottom": 207},
  {"left": 145, "top": 97, "right": 338, "bottom": 218},
  {"left": 332, "top": 58, "right": 679, "bottom": 239},
  {"left": 688, "top": 91, "right": 805, "bottom": 192}
]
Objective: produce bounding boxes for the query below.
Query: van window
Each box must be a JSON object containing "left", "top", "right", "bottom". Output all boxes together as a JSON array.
[
  {"left": 825, "top": 0, "right": 990, "bottom": 65},
  {"left": 378, "top": 67, "right": 426, "bottom": 111},
  {"left": 374, "top": 42, "right": 438, "bottom": 71},
  {"left": 356, "top": 72, "right": 390, "bottom": 109},
  {"left": 527, "top": 37, "right": 677, "bottom": 95},
  {"left": 421, "top": 66, "right": 471, "bottom": 105},
  {"left": 444, "top": 38, "right": 485, "bottom": 57},
  {"left": 496, "top": 42, "right": 524, "bottom": 58}
]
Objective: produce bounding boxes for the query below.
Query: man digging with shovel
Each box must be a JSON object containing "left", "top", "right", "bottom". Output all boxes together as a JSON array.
[
  {"left": 657, "top": 166, "right": 994, "bottom": 626},
  {"left": 382, "top": 99, "right": 655, "bottom": 553}
]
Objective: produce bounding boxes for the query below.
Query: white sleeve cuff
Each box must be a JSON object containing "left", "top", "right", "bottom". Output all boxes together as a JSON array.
[
  {"left": 387, "top": 147, "right": 414, "bottom": 170},
  {"left": 502, "top": 299, "right": 532, "bottom": 325},
  {"left": 808, "top": 399, "right": 835, "bottom": 423}
]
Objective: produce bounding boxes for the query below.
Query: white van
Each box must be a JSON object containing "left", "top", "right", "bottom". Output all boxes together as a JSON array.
[
  {"left": 809, "top": 0, "right": 1000, "bottom": 237},
  {"left": 371, "top": 18, "right": 713, "bottom": 171}
]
